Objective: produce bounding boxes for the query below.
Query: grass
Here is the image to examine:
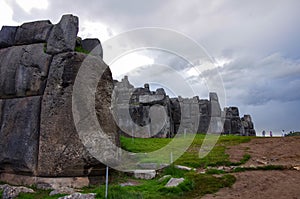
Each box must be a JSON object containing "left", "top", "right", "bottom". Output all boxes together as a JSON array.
[
  {"left": 6, "top": 134, "right": 287, "bottom": 199},
  {"left": 18, "top": 190, "right": 67, "bottom": 199},
  {"left": 232, "top": 165, "right": 285, "bottom": 173},
  {"left": 77, "top": 170, "right": 236, "bottom": 199},
  {"left": 120, "top": 136, "right": 172, "bottom": 153},
  {"left": 121, "top": 134, "right": 252, "bottom": 168},
  {"left": 75, "top": 45, "right": 89, "bottom": 54},
  {"left": 182, "top": 173, "right": 236, "bottom": 198}
]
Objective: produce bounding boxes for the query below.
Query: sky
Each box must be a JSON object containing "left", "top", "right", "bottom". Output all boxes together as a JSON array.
[{"left": 1, "top": 0, "right": 300, "bottom": 135}]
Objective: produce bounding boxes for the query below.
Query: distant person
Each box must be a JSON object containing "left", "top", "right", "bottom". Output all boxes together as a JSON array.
[
  {"left": 281, "top": 130, "right": 285, "bottom": 137},
  {"left": 270, "top": 131, "right": 273, "bottom": 137},
  {"left": 262, "top": 130, "right": 266, "bottom": 137}
]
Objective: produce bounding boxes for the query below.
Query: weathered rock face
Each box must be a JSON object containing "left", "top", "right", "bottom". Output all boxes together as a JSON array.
[
  {"left": 0, "top": 15, "right": 118, "bottom": 186},
  {"left": 38, "top": 52, "right": 108, "bottom": 177},
  {"left": 0, "top": 97, "right": 41, "bottom": 175},
  {"left": 15, "top": 20, "right": 53, "bottom": 45},
  {"left": 46, "top": 15, "right": 78, "bottom": 54},
  {"left": 0, "top": 26, "right": 17, "bottom": 48},
  {"left": 0, "top": 44, "right": 52, "bottom": 98}
]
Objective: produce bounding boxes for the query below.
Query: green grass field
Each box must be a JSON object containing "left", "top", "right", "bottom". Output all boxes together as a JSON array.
[{"left": 2, "top": 134, "right": 257, "bottom": 199}]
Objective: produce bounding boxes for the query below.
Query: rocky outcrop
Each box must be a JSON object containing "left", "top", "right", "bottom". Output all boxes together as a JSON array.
[{"left": 0, "top": 15, "right": 117, "bottom": 187}]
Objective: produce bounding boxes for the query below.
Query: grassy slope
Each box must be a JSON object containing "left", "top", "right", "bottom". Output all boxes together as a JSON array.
[
  {"left": 9, "top": 135, "right": 254, "bottom": 199},
  {"left": 121, "top": 134, "right": 251, "bottom": 167}
]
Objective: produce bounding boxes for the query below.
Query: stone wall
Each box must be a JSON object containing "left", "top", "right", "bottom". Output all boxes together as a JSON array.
[
  {"left": 114, "top": 76, "right": 256, "bottom": 137},
  {"left": 0, "top": 15, "right": 118, "bottom": 187}
]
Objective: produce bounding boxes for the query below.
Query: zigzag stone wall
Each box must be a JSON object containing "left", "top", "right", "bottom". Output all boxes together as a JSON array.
[{"left": 114, "top": 76, "right": 256, "bottom": 137}]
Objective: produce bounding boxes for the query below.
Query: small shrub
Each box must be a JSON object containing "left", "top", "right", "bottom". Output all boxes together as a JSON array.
[
  {"left": 159, "top": 178, "right": 194, "bottom": 196},
  {"left": 162, "top": 165, "right": 188, "bottom": 178},
  {"left": 233, "top": 165, "right": 285, "bottom": 173},
  {"left": 108, "top": 186, "right": 143, "bottom": 199},
  {"left": 75, "top": 45, "right": 89, "bottom": 54},
  {"left": 205, "top": 169, "right": 226, "bottom": 175}
]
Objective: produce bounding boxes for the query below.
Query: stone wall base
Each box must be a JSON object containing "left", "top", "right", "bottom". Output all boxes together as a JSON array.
[{"left": 0, "top": 173, "right": 105, "bottom": 189}]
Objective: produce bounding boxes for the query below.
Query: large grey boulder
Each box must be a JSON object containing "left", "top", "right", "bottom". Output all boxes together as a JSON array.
[
  {"left": 82, "top": 38, "right": 103, "bottom": 58},
  {"left": 0, "top": 26, "right": 17, "bottom": 48},
  {"left": 14, "top": 20, "right": 53, "bottom": 45},
  {"left": 0, "top": 44, "right": 52, "bottom": 98},
  {"left": 47, "top": 15, "right": 78, "bottom": 54},
  {"left": 0, "top": 96, "right": 41, "bottom": 175},
  {"left": 49, "top": 187, "right": 75, "bottom": 196}
]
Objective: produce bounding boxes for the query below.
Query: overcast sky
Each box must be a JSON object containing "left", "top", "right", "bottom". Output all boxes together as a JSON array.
[{"left": 1, "top": 0, "right": 300, "bottom": 135}]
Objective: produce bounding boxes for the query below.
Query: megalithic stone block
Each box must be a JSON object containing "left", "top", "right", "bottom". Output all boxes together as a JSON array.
[
  {"left": 0, "top": 26, "right": 17, "bottom": 48},
  {"left": 38, "top": 52, "right": 118, "bottom": 176},
  {"left": 14, "top": 20, "right": 53, "bottom": 45},
  {"left": 46, "top": 15, "right": 78, "bottom": 54},
  {"left": 0, "top": 44, "right": 52, "bottom": 98},
  {"left": 0, "top": 96, "right": 41, "bottom": 175}
]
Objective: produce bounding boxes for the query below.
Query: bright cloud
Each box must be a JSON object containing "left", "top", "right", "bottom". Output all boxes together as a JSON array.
[
  {"left": 16, "top": 0, "right": 49, "bottom": 13},
  {"left": 110, "top": 51, "right": 155, "bottom": 80},
  {"left": 0, "top": 1, "right": 17, "bottom": 26},
  {"left": 79, "top": 21, "right": 115, "bottom": 42}
]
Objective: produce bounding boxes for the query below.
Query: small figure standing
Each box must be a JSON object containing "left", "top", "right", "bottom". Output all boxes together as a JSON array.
[
  {"left": 270, "top": 131, "right": 273, "bottom": 137},
  {"left": 281, "top": 130, "right": 285, "bottom": 137},
  {"left": 262, "top": 130, "right": 266, "bottom": 137}
]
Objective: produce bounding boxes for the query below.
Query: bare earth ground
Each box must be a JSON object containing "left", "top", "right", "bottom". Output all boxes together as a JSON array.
[{"left": 202, "top": 137, "right": 300, "bottom": 199}]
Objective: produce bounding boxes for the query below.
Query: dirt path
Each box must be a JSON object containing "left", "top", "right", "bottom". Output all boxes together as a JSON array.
[
  {"left": 202, "top": 170, "right": 300, "bottom": 199},
  {"left": 227, "top": 136, "right": 300, "bottom": 167},
  {"left": 201, "top": 136, "right": 300, "bottom": 199}
]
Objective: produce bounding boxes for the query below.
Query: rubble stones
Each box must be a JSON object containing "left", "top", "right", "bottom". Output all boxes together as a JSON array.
[
  {"left": 134, "top": 170, "right": 156, "bottom": 179},
  {"left": 49, "top": 187, "right": 76, "bottom": 196},
  {"left": 165, "top": 178, "right": 185, "bottom": 187},
  {"left": 1, "top": 184, "right": 34, "bottom": 199},
  {"left": 58, "top": 193, "right": 96, "bottom": 199}
]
